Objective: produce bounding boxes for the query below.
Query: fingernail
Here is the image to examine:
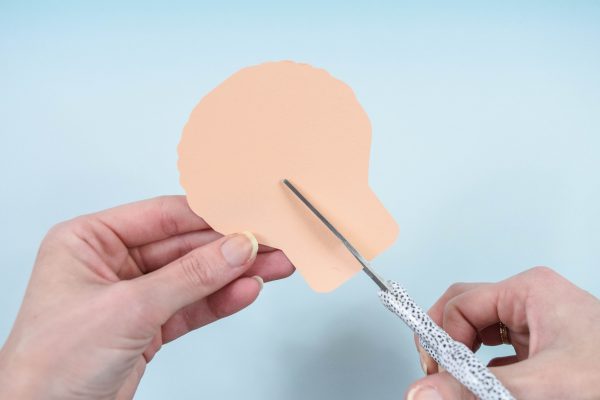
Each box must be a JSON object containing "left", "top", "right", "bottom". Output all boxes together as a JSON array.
[
  {"left": 242, "top": 231, "right": 259, "bottom": 260},
  {"left": 420, "top": 354, "right": 428, "bottom": 375},
  {"left": 253, "top": 275, "right": 264, "bottom": 291},
  {"left": 221, "top": 232, "right": 258, "bottom": 267},
  {"left": 407, "top": 385, "right": 442, "bottom": 400},
  {"left": 417, "top": 347, "right": 428, "bottom": 375}
]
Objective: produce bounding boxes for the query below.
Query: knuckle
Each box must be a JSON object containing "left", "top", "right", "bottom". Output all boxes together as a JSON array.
[
  {"left": 528, "top": 266, "right": 558, "bottom": 281},
  {"left": 179, "top": 252, "right": 218, "bottom": 288},
  {"left": 176, "top": 235, "right": 195, "bottom": 259},
  {"left": 157, "top": 196, "right": 180, "bottom": 236},
  {"left": 41, "top": 219, "right": 88, "bottom": 250},
  {"left": 206, "top": 295, "right": 227, "bottom": 320},
  {"left": 442, "top": 298, "right": 464, "bottom": 325},
  {"left": 45, "top": 216, "right": 95, "bottom": 240},
  {"left": 446, "top": 282, "right": 468, "bottom": 295},
  {"left": 443, "top": 298, "right": 458, "bottom": 315},
  {"left": 44, "top": 220, "right": 76, "bottom": 241}
]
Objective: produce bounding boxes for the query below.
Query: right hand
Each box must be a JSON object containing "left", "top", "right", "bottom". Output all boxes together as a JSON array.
[{"left": 407, "top": 267, "right": 600, "bottom": 400}]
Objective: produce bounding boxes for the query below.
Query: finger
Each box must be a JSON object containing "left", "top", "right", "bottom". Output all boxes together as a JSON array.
[
  {"left": 416, "top": 283, "right": 488, "bottom": 374},
  {"left": 406, "top": 371, "right": 475, "bottom": 400},
  {"left": 92, "top": 195, "right": 209, "bottom": 247},
  {"left": 130, "top": 232, "right": 294, "bottom": 277},
  {"left": 134, "top": 232, "right": 259, "bottom": 323},
  {"left": 428, "top": 282, "right": 489, "bottom": 326},
  {"left": 413, "top": 339, "right": 436, "bottom": 376},
  {"left": 488, "top": 355, "right": 519, "bottom": 367},
  {"left": 258, "top": 243, "right": 279, "bottom": 252},
  {"left": 406, "top": 360, "right": 546, "bottom": 400},
  {"left": 161, "top": 275, "right": 263, "bottom": 343},
  {"left": 244, "top": 250, "right": 295, "bottom": 282},
  {"left": 161, "top": 251, "right": 294, "bottom": 343},
  {"left": 406, "top": 369, "right": 523, "bottom": 399},
  {"left": 479, "top": 323, "right": 505, "bottom": 346},
  {"left": 130, "top": 230, "right": 223, "bottom": 273},
  {"left": 442, "top": 282, "right": 530, "bottom": 351}
]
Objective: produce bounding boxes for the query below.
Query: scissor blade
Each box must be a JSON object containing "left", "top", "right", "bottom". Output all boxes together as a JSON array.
[{"left": 282, "top": 178, "right": 391, "bottom": 292}]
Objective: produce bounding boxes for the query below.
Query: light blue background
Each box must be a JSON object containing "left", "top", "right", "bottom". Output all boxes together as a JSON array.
[{"left": 1, "top": 1, "right": 599, "bottom": 399}]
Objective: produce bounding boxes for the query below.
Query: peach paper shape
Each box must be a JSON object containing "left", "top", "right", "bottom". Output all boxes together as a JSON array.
[{"left": 178, "top": 61, "right": 398, "bottom": 292}]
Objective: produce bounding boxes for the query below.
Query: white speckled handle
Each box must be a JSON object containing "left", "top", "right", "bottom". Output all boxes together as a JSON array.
[{"left": 379, "top": 281, "right": 515, "bottom": 400}]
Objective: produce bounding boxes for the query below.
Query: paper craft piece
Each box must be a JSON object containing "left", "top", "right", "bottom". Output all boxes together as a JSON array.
[{"left": 178, "top": 61, "right": 398, "bottom": 292}]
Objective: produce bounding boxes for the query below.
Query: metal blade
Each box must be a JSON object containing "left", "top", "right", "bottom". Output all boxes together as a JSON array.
[{"left": 282, "top": 178, "right": 391, "bottom": 292}]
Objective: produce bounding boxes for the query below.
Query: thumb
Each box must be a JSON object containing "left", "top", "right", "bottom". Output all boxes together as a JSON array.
[
  {"left": 406, "top": 371, "right": 476, "bottom": 400},
  {"left": 134, "top": 231, "right": 258, "bottom": 323},
  {"left": 405, "top": 361, "right": 539, "bottom": 400}
]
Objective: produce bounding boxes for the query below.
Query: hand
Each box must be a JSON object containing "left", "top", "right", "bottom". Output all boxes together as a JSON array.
[
  {"left": 0, "top": 196, "right": 294, "bottom": 400},
  {"left": 407, "top": 267, "right": 600, "bottom": 400}
]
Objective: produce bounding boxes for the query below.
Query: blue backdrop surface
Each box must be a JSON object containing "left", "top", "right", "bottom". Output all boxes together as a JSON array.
[{"left": 1, "top": 2, "right": 599, "bottom": 399}]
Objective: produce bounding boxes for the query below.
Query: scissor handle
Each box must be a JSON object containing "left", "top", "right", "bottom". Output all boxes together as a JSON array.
[{"left": 379, "top": 280, "right": 514, "bottom": 400}]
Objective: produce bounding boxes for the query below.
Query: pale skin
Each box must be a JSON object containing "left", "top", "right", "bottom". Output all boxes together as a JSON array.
[
  {"left": 407, "top": 267, "right": 600, "bottom": 400},
  {"left": 0, "top": 198, "right": 598, "bottom": 399},
  {"left": 0, "top": 196, "right": 294, "bottom": 399}
]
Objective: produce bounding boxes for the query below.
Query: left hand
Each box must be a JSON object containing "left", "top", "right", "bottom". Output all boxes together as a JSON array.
[{"left": 0, "top": 196, "right": 294, "bottom": 399}]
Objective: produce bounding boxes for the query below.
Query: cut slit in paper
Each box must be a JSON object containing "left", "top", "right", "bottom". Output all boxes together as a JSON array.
[{"left": 177, "top": 61, "right": 399, "bottom": 292}]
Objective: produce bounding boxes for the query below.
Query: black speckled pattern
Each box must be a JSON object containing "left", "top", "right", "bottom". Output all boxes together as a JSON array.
[{"left": 379, "top": 281, "right": 515, "bottom": 400}]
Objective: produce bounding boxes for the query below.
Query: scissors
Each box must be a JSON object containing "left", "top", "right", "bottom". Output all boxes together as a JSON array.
[{"left": 282, "top": 178, "right": 514, "bottom": 400}]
